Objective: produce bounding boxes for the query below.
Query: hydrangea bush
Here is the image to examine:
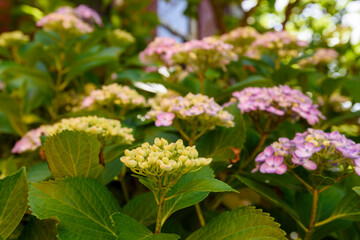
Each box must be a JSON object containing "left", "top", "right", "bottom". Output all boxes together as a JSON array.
[{"left": 0, "top": 2, "right": 359, "bottom": 240}]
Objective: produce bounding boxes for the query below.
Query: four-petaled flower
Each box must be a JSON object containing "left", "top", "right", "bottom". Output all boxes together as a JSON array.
[
  {"left": 155, "top": 112, "right": 175, "bottom": 127},
  {"left": 260, "top": 156, "right": 287, "bottom": 174}
]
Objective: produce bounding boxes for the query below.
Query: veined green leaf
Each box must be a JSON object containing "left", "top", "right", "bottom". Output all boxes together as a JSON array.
[
  {"left": 29, "top": 177, "right": 121, "bottom": 240},
  {"left": 186, "top": 206, "right": 287, "bottom": 240},
  {"left": 171, "top": 178, "right": 237, "bottom": 196},
  {"left": 0, "top": 168, "right": 28, "bottom": 240},
  {"left": 44, "top": 130, "right": 104, "bottom": 180}
]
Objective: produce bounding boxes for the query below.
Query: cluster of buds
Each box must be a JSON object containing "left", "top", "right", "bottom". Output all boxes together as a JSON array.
[
  {"left": 0, "top": 31, "right": 30, "bottom": 48},
  {"left": 81, "top": 83, "right": 147, "bottom": 111},
  {"left": 172, "top": 37, "right": 238, "bottom": 73},
  {"left": 220, "top": 26, "right": 260, "bottom": 55},
  {"left": 121, "top": 138, "right": 212, "bottom": 183},
  {"left": 230, "top": 85, "right": 325, "bottom": 125},
  {"left": 48, "top": 116, "right": 134, "bottom": 145},
  {"left": 146, "top": 93, "right": 234, "bottom": 128},
  {"left": 107, "top": 29, "right": 135, "bottom": 47},
  {"left": 254, "top": 129, "right": 360, "bottom": 176},
  {"left": 37, "top": 5, "right": 102, "bottom": 35},
  {"left": 139, "top": 37, "right": 179, "bottom": 66},
  {"left": 298, "top": 48, "right": 339, "bottom": 67},
  {"left": 11, "top": 125, "right": 51, "bottom": 154},
  {"left": 246, "top": 31, "right": 308, "bottom": 60}
]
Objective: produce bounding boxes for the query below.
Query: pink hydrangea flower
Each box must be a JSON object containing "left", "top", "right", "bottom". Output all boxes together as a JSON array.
[
  {"left": 155, "top": 112, "right": 175, "bottom": 127},
  {"left": 229, "top": 85, "right": 325, "bottom": 125},
  {"left": 11, "top": 126, "right": 50, "bottom": 154},
  {"left": 253, "top": 129, "right": 360, "bottom": 176},
  {"left": 260, "top": 156, "right": 287, "bottom": 174}
]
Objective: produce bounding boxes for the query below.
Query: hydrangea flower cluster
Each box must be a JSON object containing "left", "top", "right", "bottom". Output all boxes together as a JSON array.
[
  {"left": 139, "top": 37, "right": 179, "bottom": 66},
  {"left": 121, "top": 138, "right": 212, "bottom": 180},
  {"left": 231, "top": 85, "right": 325, "bottom": 125},
  {"left": 37, "top": 5, "right": 102, "bottom": 35},
  {"left": 12, "top": 116, "right": 134, "bottom": 154},
  {"left": 220, "top": 26, "right": 260, "bottom": 54},
  {"left": 172, "top": 37, "right": 238, "bottom": 72},
  {"left": 299, "top": 48, "right": 339, "bottom": 67},
  {"left": 146, "top": 93, "right": 234, "bottom": 128},
  {"left": 246, "top": 31, "right": 308, "bottom": 60},
  {"left": 254, "top": 129, "right": 360, "bottom": 176},
  {"left": 11, "top": 125, "right": 51, "bottom": 154},
  {"left": 48, "top": 116, "right": 134, "bottom": 145},
  {"left": 81, "top": 83, "right": 147, "bottom": 111},
  {"left": 0, "top": 31, "right": 30, "bottom": 48},
  {"left": 107, "top": 29, "right": 135, "bottom": 47}
]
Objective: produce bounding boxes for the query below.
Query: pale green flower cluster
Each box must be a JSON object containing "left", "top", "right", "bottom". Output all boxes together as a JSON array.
[
  {"left": 81, "top": 83, "right": 147, "bottom": 111},
  {"left": 121, "top": 138, "right": 212, "bottom": 178},
  {"left": 0, "top": 31, "right": 30, "bottom": 48},
  {"left": 48, "top": 116, "right": 134, "bottom": 145},
  {"left": 107, "top": 29, "right": 135, "bottom": 46}
]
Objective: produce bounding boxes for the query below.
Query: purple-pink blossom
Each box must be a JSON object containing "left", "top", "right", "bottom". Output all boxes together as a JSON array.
[
  {"left": 155, "top": 112, "right": 175, "bottom": 127},
  {"left": 253, "top": 128, "right": 360, "bottom": 176},
  {"left": 139, "top": 37, "right": 179, "bottom": 66},
  {"left": 230, "top": 85, "right": 325, "bottom": 125},
  {"left": 11, "top": 125, "right": 50, "bottom": 154}
]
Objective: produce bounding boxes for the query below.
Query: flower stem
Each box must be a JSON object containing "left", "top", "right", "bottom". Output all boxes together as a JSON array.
[
  {"left": 304, "top": 187, "right": 319, "bottom": 240},
  {"left": 195, "top": 203, "right": 206, "bottom": 227},
  {"left": 155, "top": 188, "right": 167, "bottom": 234}
]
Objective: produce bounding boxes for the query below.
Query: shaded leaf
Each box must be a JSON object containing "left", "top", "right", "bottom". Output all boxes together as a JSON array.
[
  {"left": 19, "top": 217, "right": 58, "bottom": 240},
  {"left": 123, "top": 192, "right": 157, "bottom": 227}
]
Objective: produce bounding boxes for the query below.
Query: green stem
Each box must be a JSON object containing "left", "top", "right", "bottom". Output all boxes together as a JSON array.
[
  {"left": 290, "top": 171, "right": 313, "bottom": 193},
  {"left": 304, "top": 187, "right": 319, "bottom": 240},
  {"left": 155, "top": 189, "right": 167, "bottom": 234},
  {"left": 195, "top": 203, "right": 206, "bottom": 227},
  {"left": 198, "top": 71, "right": 205, "bottom": 94}
]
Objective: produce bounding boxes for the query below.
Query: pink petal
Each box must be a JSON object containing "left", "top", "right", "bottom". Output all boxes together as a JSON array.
[{"left": 303, "top": 160, "right": 317, "bottom": 170}]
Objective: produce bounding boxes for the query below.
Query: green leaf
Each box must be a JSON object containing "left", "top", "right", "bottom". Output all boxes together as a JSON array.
[
  {"left": 161, "top": 167, "right": 214, "bottom": 224},
  {"left": 65, "top": 47, "right": 122, "bottom": 81},
  {"left": 186, "top": 206, "right": 287, "bottom": 240},
  {"left": 309, "top": 174, "right": 335, "bottom": 186},
  {"left": 353, "top": 186, "right": 360, "bottom": 196},
  {"left": 29, "top": 177, "right": 121, "bottom": 240},
  {"left": 44, "top": 130, "right": 104, "bottom": 180},
  {"left": 0, "top": 168, "right": 28, "bottom": 240},
  {"left": 197, "top": 104, "right": 246, "bottom": 165},
  {"left": 235, "top": 175, "right": 302, "bottom": 227},
  {"left": 215, "top": 75, "right": 271, "bottom": 102},
  {"left": 111, "top": 212, "right": 179, "bottom": 240},
  {"left": 19, "top": 217, "right": 58, "bottom": 240},
  {"left": 172, "top": 178, "right": 237, "bottom": 196},
  {"left": 27, "top": 162, "right": 52, "bottom": 183},
  {"left": 123, "top": 192, "right": 157, "bottom": 227},
  {"left": 0, "top": 94, "right": 27, "bottom": 135},
  {"left": 328, "top": 190, "right": 360, "bottom": 222}
]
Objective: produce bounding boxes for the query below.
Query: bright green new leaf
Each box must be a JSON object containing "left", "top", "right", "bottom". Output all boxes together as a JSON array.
[
  {"left": 29, "top": 177, "right": 121, "bottom": 240},
  {"left": 0, "top": 168, "right": 28, "bottom": 240},
  {"left": 161, "top": 167, "right": 214, "bottom": 224},
  {"left": 44, "top": 130, "right": 104, "bottom": 180},
  {"left": 186, "top": 206, "right": 287, "bottom": 240},
  {"left": 172, "top": 178, "right": 237, "bottom": 196},
  {"left": 111, "top": 212, "right": 179, "bottom": 240}
]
